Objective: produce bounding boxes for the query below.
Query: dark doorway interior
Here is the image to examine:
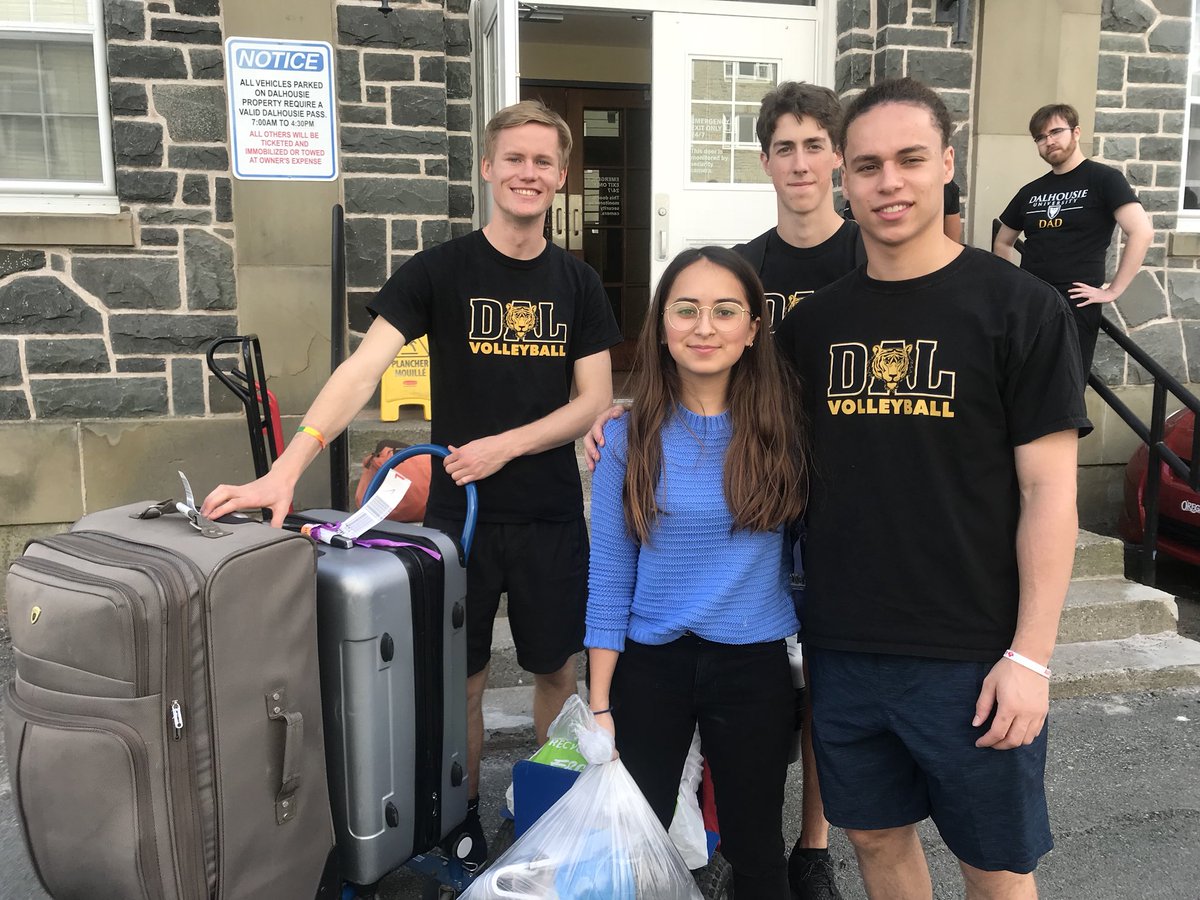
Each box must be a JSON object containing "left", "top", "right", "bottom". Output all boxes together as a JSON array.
[{"left": 521, "top": 82, "right": 651, "bottom": 373}]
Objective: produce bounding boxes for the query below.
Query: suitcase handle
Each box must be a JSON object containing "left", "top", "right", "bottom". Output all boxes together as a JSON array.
[
  {"left": 265, "top": 688, "right": 303, "bottom": 825},
  {"left": 362, "top": 443, "right": 478, "bottom": 560}
]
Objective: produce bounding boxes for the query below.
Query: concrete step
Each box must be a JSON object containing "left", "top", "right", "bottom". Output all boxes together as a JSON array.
[
  {"left": 1051, "top": 632, "right": 1200, "bottom": 699},
  {"left": 480, "top": 576, "right": 1168, "bottom": 691},
  {"left": 481, "top": 681, "right": 587, "bottom": 741},
  {"left": 482, "top": 684, "right": 535, "bottom": 740},
  {"left": 1058, "top": 577, "right": 1179, "bottom": 643},
  {"left": 347, "top": 412, "right": 431, "bottom": 464},
  {"left": 1072, "top": 529, "right": 1126, "bottom": 580},
  {"left": 482, "top": 633, "right": 1200, "bottom": 728},
  {"left": 485, "top": 633, "right": 1200, "bottom": 700}
]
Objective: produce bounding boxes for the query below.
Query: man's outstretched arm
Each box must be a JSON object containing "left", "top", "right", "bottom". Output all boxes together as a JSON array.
[
  {"left": 443, "top": 349, "right": 614, "bottom": 486},
  {"left": 974, "top": 427, "right": 1078, "bottom": 750},
  {"left": 202, "top": 316, "right": 407, "bottom": 526}
]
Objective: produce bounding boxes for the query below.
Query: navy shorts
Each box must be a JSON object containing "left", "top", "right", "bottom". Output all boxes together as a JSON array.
[
  {"left": 806, "top": 647, "right": 1053, "bottom": 874},
  {"left": 424, "top": 516, "right": 588, "bottom": 677}
]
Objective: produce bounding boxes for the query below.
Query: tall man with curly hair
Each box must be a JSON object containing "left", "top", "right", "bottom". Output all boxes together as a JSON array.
[{"left": 776, "top": 78, "right": 1090, "bottom": 899}]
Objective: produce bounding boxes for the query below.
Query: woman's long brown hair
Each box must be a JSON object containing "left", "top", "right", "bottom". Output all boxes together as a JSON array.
[{"left": 623, "top": 246, "right": 808, "bottom": 544}]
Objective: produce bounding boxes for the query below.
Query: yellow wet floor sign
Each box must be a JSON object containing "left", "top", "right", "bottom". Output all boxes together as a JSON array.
[{"left": 380, "top": 336, "right": 431, "bottom": 421}]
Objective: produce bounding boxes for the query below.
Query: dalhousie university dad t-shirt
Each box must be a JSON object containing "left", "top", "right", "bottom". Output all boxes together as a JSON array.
[
  {"left": 776, "top": 247, "right": 1092, "bottom": 662},
  {"left": 368, "top": 230, "right": 621, "bottom": 523},
  {"left": 999, "top": 158, "right": 1140, "bottom": 289}
]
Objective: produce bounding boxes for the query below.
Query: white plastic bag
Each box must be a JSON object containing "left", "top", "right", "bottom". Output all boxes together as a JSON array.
[
  {"left": 463, "top": 705, "right": 701, "bottom": 900},
  {"left": 667, "top": 727, "right": 707, "bottom": 869},
  {"left": 504, "top": 695, "right": 599, "bottom": 816}
]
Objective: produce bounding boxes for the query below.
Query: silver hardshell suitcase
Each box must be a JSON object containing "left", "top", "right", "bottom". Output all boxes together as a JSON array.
[{"left": 293, "top": 510, "right": 470, "bottom": 888}]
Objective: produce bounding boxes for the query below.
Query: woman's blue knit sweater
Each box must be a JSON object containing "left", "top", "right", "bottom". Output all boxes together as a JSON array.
[{"left": 585, "top": 406, "right": 799, "bottom": 652}]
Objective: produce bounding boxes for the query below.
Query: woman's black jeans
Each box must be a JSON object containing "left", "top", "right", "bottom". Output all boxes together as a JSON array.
[{"left": 611, "top": 634, "right": 794, "bottom": 899}]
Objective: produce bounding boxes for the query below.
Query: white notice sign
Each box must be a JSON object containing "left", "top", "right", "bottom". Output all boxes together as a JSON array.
[{"left": 225, "top": 37, "right": 338, "bottom": 181}]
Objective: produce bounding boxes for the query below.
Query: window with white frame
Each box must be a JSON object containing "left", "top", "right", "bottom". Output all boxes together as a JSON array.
[
  {"left": 0, "top": 0, "right": 117, "bottom": 214},
  {"left": 1179, "top": 3, "right": 1200, "bottom": 227}
]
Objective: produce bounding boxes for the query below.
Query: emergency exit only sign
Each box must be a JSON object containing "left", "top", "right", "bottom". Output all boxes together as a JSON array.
[{"left": 225, "top": 37, "right": 338, "bottom": 181}]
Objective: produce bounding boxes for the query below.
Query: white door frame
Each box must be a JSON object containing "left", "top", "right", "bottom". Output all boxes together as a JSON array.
[
  {"left": 471, "top": 0, "right": 520, "bottom": 226},
  {"left": 529, "top": 0, "right": 836, "bottom": 89}
]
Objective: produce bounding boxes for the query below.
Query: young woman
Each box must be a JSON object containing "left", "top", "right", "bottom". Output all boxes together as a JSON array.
[{"left": 585, "top": 246, "right": 807, "bottom": 898}]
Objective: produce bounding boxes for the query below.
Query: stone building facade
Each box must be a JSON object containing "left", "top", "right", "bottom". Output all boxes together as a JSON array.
[
  {"left": 1091, "top": 0, "right": 1200, "bottom": 388},
  {"left": 1, "top": 0, "right": 1198, "bottom": 580}
]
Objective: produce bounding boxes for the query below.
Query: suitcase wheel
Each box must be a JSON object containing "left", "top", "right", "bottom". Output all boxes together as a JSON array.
[
  {"left": 451, "top": 832, "right": 474, "bottom": 860},
  {"left": 419, "top": 881, "right": 459, "bottom": 900}
]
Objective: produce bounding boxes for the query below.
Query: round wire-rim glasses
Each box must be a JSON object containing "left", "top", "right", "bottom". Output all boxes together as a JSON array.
[{"left": 663, "top": 300, "right": 754, "bottom": 333}]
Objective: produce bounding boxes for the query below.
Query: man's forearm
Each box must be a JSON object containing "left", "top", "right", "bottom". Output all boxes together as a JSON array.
[
  {"left": 1106, "top": 230, "right": 1151, "bottom": 297},
  {"left": 271, "top": 353, "right": 394, "bottom": 480},
  {"left": 1011, "top": 480, "right": 1077, "bottom": 663},
  {"left": 494, "top": 387, "right": 615, "bottom": 460}
]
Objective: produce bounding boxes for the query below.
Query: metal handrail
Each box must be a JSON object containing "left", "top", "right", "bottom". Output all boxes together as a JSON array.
[
  {"left": 1087, "top": 320, "right": 1200, "bottom": 584},
  {"left": 993, "top": 219, "right": 1200, "bottom": 584}
]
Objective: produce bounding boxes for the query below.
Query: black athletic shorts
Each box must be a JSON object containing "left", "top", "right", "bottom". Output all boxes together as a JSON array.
[{"left": 424, "top": 515, "right": 588, "bottom": 677}]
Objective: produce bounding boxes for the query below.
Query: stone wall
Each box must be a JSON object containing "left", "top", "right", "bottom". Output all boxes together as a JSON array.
[
  {"left": 1092, "top": 0, "right": 1199, "bottom": 387},
  {"left": 334, "top": 0, "right": 474, "bottom": 340},
  {"left": 0, "top": 0, "right": 475, "bottom": 421},
  {"left": 834, "top": 0, "right": 978, "bottom": 215},
  {"left": 0, "top": 0, "right": 237, "bottom": 421}
]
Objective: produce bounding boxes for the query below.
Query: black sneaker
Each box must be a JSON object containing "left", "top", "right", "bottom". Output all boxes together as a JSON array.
[
  {"left": 788, "top": 847, "right": 844, "bottom": 900},
  {"left": 456, "top": 802, "right": 488, "bottom": 874}
]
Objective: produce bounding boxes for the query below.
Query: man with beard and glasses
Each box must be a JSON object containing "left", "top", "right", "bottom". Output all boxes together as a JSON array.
[{"left": 993, "top": 103, "right": 1152, "bottom": 375}]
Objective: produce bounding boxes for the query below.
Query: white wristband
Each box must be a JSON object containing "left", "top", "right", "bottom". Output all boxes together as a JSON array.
[{"left": 1003, "top": 649, "right": 1051, "bottom": 679}]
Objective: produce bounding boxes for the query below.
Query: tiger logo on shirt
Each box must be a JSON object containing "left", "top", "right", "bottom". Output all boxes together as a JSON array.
[
  {"left": 870, "top": 343, "right": 913, "bottom": 394},
  {"left": 504, "top": 301, "right": 539, "bottom": 341}
]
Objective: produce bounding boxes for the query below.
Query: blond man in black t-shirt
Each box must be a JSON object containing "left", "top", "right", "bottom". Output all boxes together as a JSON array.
[
  {"left": 204, "top": 101, "right": 621, "bottom": 869},
  {"left": 994, "top": 103, "right": 1152, "bottom": 372}
]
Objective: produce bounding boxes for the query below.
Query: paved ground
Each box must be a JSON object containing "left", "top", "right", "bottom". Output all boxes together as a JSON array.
[
  {"left": 1, "top": 677, "right": 1197, "bottom": 898},
  {"left": 0, "top": 562, "right": 1196, "bottom": 899}
]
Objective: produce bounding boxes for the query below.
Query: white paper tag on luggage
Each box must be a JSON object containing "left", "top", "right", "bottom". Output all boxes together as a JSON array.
[
  {"left": 177, "top": 470, "right": 198, "bottom": 514},
  {"left": 173, "top": 471, "right": 232, "bottom": 538},
  {"left": 334, "top": 469, "right": 412, "bottom": 539}
]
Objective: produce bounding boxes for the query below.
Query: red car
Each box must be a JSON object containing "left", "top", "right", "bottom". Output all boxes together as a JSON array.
[{"left": 1118, "top": 408, "right": 1200, "bottom": 567}]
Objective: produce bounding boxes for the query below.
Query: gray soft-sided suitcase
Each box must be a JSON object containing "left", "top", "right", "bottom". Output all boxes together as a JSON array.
[
  {"left": 293, "top": 511, "right": 469, "bottom": 887},
  {"left": 2, "top": 501, "right": 335, "bottom": 900}
]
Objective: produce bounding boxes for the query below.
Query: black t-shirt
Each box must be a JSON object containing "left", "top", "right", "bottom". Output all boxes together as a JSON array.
[
  {"left": 999, "top": 158, "right": 1140, "bottom": 289},
  {"left": 776, "top": 247, "right": 1092, "bottom": 661},
  {"left": 368, "top": 230, "right": 622, "bottom": 523},
  {"left": 736, "top": 220, "right": 864, "bottom": 329},
  {"left": 944, "top": 179, "right": 961, "bottom": 215}
]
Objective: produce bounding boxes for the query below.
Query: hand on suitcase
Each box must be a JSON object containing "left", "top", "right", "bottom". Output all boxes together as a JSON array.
[{"left": 202, "top": 469, "right": 296, "bottom": 527}]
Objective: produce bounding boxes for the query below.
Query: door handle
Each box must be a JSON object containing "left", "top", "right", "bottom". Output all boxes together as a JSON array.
[
  {"left": 655, "top": 193, "right": 670, "bottom": 261},
  {"left": 551, "top": 194, "right": 567, "bottom": 248},
  {"left": 568, "top": 193, "right": 583, "bottom": 251}
]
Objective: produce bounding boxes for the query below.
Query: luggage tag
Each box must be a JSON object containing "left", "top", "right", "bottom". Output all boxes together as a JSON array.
[
  {"left": 301, "top": 470, "right": 441, "bottom": 560},
  {"left": 130, "top": 473, "right": 233, "bottom": 539},
  {"left": 174, "top": 471, "right": 233, "bottom": 538}
]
